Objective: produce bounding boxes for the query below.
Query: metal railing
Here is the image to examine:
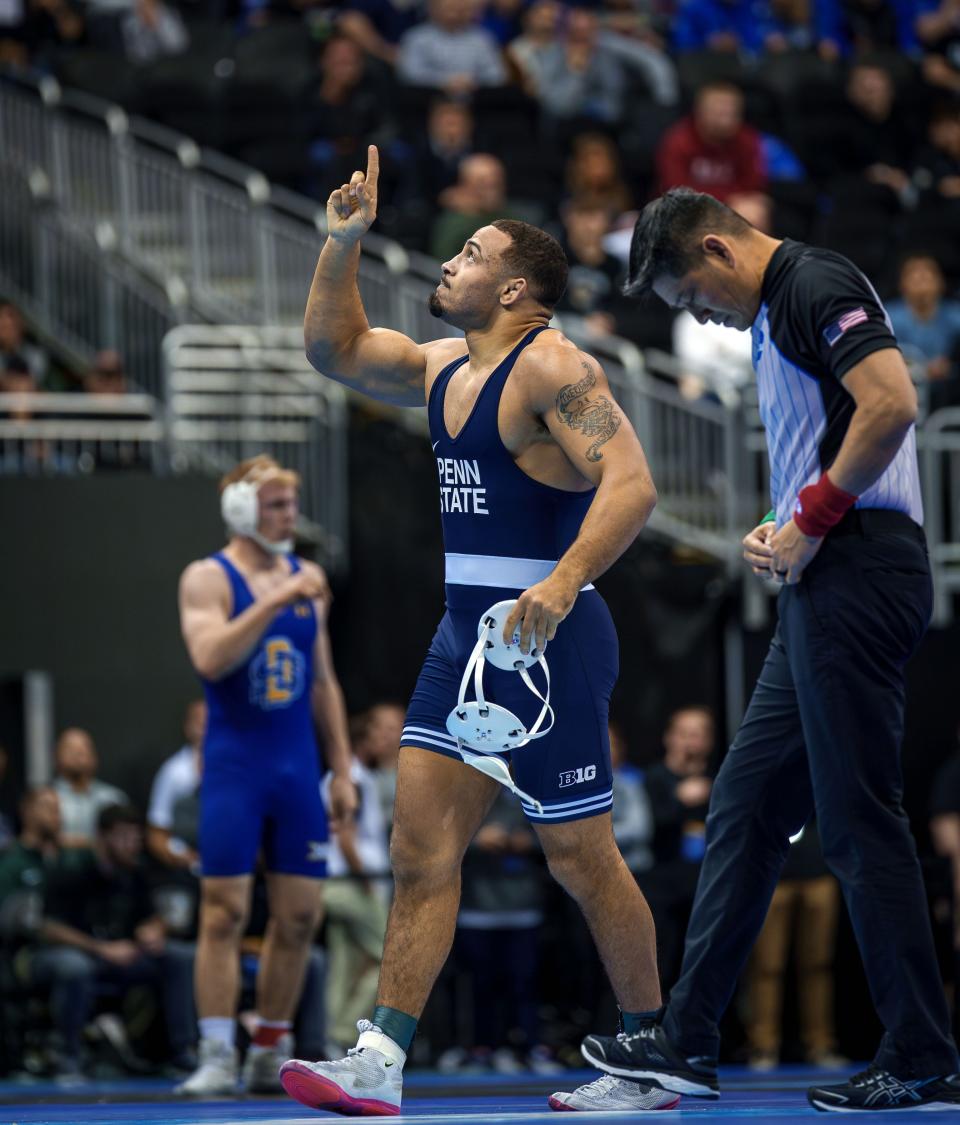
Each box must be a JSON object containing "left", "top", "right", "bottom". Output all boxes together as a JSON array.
[
  {"left": 0, "top": 391, "right": 164, "bottom": 473},
  {"left": 922, "top": 407, "right": 960, "bottom": 627},
  {"left": 162, "top": 325, "right": 349, "bottom": 567},
  {"left": 2, "top": 69, "right": 958, "bottom": 615}
]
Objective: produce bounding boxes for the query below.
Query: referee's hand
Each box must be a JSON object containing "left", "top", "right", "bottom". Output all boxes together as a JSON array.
[
  {"left": 769, "top": 518, "right": 824, "bottom": 585},
  {"left": 742, "top": 520, "right": 776, "bottom": 577}
]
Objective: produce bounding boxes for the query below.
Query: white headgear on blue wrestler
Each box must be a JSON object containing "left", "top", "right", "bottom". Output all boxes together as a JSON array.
[
  {"left": 446, "top": 599, "right": 555, "bottom": 813},
  {"left": 220, "top": 459, "right": 295, "bottom": 556}
]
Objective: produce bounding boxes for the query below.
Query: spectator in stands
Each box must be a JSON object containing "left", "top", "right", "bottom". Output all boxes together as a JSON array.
[
  {"left": 595, "top": 5, "right": 679, "bottom": 107},
  {"left": 0, "top": 786, "right": 61, "bottom": 952},
  {"left": 656, "top": 81, "right": 768, "bottom": 212},
  {"left": 399, "top": 97, "right": 476, "bottom": 222},
  {"left": 450, "top": 790, "right": 552, "bottom": 1074},
  {"left": 817, "top": 0, "right": 918, "bottom": 58},
  {"left": 52, "top": 728, "right": 128, "bottom": 848},
  {"left": 555, "top": 202, "right": 625, "bottom": 338},
  {"left": 121, "top": 0, "right": 188, "bottom": 64},
  {"left": 522, "top": 6, "right": 627, "bottom": 127},
  {"left": 744, "top": 819, "right": 845, "bottom": 1070},
  {"left": 917, "top": 0, "right": 960, "bottom": 95},
  {"left": 608, "top": 721, "right": 655, "bottom": 879},
  {"left": 888, "top": 254, "right": 960, "bottom": 411},
  {"left": 29, "top": 804, "right": 195, "bottom": 1077},
  {"left": 672, "top": 0, "right": 813, "bottom": 55},
  {"left": 508, "top": 0, "right": 562, "bottom": 96},
  {"left": 146, "top": 700, "right": 205, "bottom": 873},
  {"left": 0, "top": 745, "right": 15, "bottom": 851},
  {"left": 672, "top": 308, "right": 754, "bottom": 404},
  {"left": 913, "top": 103, "right": 960, "bottom": 204},
  {"left": 641, "top": 706, "right": 715, "bottom": 991},
  {"left": 307, "top": 35, "right": 386, "bottom": 196},
  {"left": 479, "top": 0, "right": 525, "bottom": 45},
  {"left": 0, "top": 353, "right": 36, "bottom": 404},
  {"left": 397, "top": 0, "right": 506, "bottom": 96},
  {"left": 430, "top": 152, "right": 528, "bottom": 261},
  {"left": 808, "top": 62, "right": 914, "bottom": 202},
  {"left": 337, "top": 0, "right": 423, "bottom": 67},
  {"left": 321, "top": 754, "right": 389, "bottom": 1057},
  {"left": 564, "top": 132, "right": 633, "bottom": 216},
  {"left": 84, "top": 349, "right": 127, "bottom": 396},
  {"left": 352, "top": 702, "right": 404, "bottom": 833},
  {"left": 0, "top": 301, "right": 48, "bottom": 385}
]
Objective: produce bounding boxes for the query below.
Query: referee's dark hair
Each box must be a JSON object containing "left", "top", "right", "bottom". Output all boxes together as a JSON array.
[{"left": 624, "top": 188, "right": 754, "bottom": 300}]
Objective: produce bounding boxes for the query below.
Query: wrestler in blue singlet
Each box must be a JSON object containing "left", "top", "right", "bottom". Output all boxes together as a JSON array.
[
  {"left": 401, "top": 326, "right": 619, "bottom": 822},
  {"left": 199, "top": 553, "right": 328, "bottom": 877}
]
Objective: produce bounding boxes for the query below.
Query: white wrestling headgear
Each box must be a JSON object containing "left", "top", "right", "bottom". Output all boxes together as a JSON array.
[
  {"left": 220, "top": 461, "right": 295, "bottom": 555},
  {"left": 446, "top": 600, "right": 555, "bottom": 814}
]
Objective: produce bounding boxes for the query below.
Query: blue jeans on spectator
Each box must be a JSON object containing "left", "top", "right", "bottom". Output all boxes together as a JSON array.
[{"left": 28, "top": 942, "right": 195, "bottom": 1062}]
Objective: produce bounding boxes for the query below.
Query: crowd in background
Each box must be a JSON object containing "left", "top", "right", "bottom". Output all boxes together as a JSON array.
[
  {"left": 3, "top": 699, "right": 960, "bottom": 1080},
  {"left": 3, "top": 0, "right": 960, "bottom": 412}
]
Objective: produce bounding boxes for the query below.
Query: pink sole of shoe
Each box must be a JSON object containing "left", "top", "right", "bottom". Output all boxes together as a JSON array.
[
  {"left": 279, "top": 1061, "right": 399, "bottom": 1116},
  {"left": 546, "top": 1093, "right": 681, "bottom": 1112}
]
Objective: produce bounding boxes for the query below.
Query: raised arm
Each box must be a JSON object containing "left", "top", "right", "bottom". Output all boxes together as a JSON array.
[
  {"left": 306, "top": 144, "right": 429, "bottom": 407},
  {"left": 504, "top": 346, "right": 657, "bottom": 652}
]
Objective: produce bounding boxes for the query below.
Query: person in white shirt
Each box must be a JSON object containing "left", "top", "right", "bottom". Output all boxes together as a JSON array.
[
  {"left": 147, "top": 700, "right": 205, "bottom": 872},
  {"left": 52, "top": 728, "right": 128, "bottom": 847},
  {"left": 321, "top": 756, "right": 390, "bottom": 1055}
]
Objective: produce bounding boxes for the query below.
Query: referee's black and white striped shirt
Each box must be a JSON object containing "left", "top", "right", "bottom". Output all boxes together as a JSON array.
[{"left": 751, "top": 240, "right": 923, "bottom": 529}]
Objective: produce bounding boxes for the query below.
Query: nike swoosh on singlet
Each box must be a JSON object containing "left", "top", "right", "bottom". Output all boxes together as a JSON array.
[{"left": 432, "top": 441, "right": 440, "bottom": 451}]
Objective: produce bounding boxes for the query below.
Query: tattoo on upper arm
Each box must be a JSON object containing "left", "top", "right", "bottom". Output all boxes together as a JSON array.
[{"left": 556, "top": 360, "right": 622, "bottom": 462}]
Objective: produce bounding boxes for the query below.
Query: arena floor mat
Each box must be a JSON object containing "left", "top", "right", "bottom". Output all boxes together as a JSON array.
[{"left": 0, "top": 1065, "right": 941, "bottom": 1122}]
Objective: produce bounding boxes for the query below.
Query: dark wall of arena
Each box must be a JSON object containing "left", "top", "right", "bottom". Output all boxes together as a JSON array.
[{"left": 0, "top": 475, "right": 221, "bottom": 804}]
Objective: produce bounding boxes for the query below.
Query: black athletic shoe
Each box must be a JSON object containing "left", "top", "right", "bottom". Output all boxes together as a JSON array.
[
  {"left": 808, "top": 1065, "right": 960, "bottom": 1112},
  {"left": 580, "top": 1023, "right": 720, "bottom": 1098}
]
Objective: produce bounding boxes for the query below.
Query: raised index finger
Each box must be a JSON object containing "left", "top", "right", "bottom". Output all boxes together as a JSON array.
[{"left": 365, "top": 144, "right": 379, "bottom": 195}]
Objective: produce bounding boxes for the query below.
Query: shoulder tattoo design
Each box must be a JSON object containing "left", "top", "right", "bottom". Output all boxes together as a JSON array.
[{"left": 556, "top": 360, "right": 621, "bottom": 462}]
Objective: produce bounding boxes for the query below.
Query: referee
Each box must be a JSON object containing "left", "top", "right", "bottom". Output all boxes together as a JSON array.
[{"left": 581, "top": 188, "right": 960, "bottom": 1113}]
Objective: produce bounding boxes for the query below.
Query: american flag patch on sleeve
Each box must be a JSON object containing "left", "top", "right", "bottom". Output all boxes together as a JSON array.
[{"left": 822, "top": 307, "right": 869, "bottom": 347}]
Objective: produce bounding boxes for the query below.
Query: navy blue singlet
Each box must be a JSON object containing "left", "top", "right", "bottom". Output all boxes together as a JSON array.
[{"left": 400, "top": 327, "right": 619, "bottom": 823}]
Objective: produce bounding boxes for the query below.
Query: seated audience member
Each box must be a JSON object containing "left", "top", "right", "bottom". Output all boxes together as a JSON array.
[
  {"left": 641, "top": 706, "right": 715, "bottom": 991},
  {"left": 508, "top": 0, "right": 562, "bottom": 95},
  {"left": 84, "top": 350, "right": 128, "bottom": 396},
  {"left": 146, "top": 700, "right": 205, "bottom": 873},
  {"left": 608, "top": 721, "right": 654, "bottom": 879},
  {"left": 121, "top": 0, "right": 188, "bottom": 63},
  {"left": 0, "top": 745, "right": 15, "bottom": 850},
  {"left": 338, "top": 0, "right": 425, "bottom": 67},
  {"left": 29, "top": 805, "right": 195, "bottom": 1076},
  {"left": 52, "top": 728, "right": 128, "bottom": 848},
  {"left": 321, "top": 754, "right": 390, "bottom": 1056},
  {"left": 917, "top": 0, "right": 960, "bottom": 96},
  {"left": 913, "top": 104, "right": 960, "bottom": 205},
  {"left": 817, "top": 0, "right": 918, "bottom": 58},
  {"left": 0, "top": 301, "right": 48, "bottom": 385},
  {"left": 564, "top": 132, "right": 633, "bottom": 216},
  {"left": 451, "top": 790, "right": 553, "bottom": 1073},
  {"left": 672, "top": 308, "right": 755, "bottom": 404},
  {"left": 353, "top": 702, "right": 404, "bottom": 833},
  {"left": 656, "top": 81, "right": 768, "bottom": 209},
  {"left": 397, "top": 0, "right": 506, "bottom": 96},
  {"left": 523, "top": 6, "right": 628, "bottom": 126},
  {"left": 430, "top": 153, "right": 530, "bottom": 261},
  {"left": 0, "top": 786, "right": 61, "bottom": 950},
  {"left": 887, "top": 254, "right": 960, "bottom": 412},
  {"left": 307, "top": 35, "right": 385, "bottom": 194},
  {"left": 744, "top": 820, "right": 846, "bottom": 1070}
]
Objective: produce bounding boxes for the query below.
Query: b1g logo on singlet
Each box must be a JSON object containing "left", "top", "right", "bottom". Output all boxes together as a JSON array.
[
  {"left": 559, "top": 764, "right": 597, "bottom": 788},
  {"left": 249, "top": 636, "right": 305, "bottom": 710},
  {"left": 437, "top": 455, "right": 489, "bottom": 515}
]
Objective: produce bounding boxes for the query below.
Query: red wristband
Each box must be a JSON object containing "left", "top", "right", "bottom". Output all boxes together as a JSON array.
[{"left": 793, "top": 472, "right": 857, "bottom": 538}]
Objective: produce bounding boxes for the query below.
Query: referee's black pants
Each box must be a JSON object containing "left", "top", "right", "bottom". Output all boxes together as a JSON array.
[{"left": 664, "top": 510, "right": 959, "bottom": 1077}]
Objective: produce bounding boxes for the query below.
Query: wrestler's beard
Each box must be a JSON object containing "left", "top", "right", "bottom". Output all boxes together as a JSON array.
[{"left": 428, "top": 291, "right": 443, "bottom": 318}]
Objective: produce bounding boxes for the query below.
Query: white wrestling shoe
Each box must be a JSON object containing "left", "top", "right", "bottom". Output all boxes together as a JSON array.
[
  {"left": 242, "top": 1033, "right": 293, "bottom": 1093},
  {"left": 174, "top": 1037, "right": 239, "bottom": 1096},
  {"left": 280, "top": 1020, "right": 404, "bottom": 1116},
  {"left": 549, "top": 1073, "right": 681, "bottom": 1112}
]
